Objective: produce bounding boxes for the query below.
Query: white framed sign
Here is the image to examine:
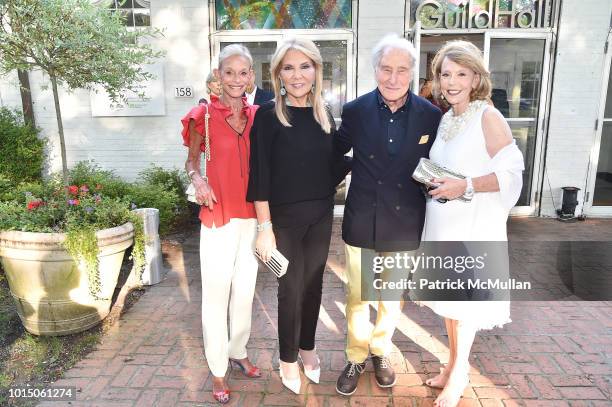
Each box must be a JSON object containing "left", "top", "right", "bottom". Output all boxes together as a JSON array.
[{"left": 90, "top": 63, "right": 165, "bottom": 117}]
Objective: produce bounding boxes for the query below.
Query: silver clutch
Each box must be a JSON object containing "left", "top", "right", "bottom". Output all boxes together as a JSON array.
[
  {"left": 412, "top": 157, "right": 471, "bottom": 202},
  {"left": 255, "top": 248, "right": 289, "bottom": 278}
]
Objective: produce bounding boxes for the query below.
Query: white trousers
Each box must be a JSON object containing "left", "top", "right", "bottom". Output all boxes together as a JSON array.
[{"left": 200, "top": 218, "right": 258, "bottom": 377}]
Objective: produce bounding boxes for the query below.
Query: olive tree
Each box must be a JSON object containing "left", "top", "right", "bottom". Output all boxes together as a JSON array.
[{"left": 0, "top": 0, "right": 163, "bottom": 184}]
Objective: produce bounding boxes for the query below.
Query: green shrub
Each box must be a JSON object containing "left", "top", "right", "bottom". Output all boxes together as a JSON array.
[
  {"left": 0, "top": 107, "right": 45, "bottom": 184},
  {"left": 68, "top": 161, "right": 132, "bottom": 198},
  {"left": 0, "top": 180, "right": 50, "bottom": 203},
  {"left": 138, "top": 164, "right": 189, "bottom": 201},
  {"left": 125, "top": 183, "right": 181, "bottom": 235},
  {"left": 135, "top": 165, "right": 190, "bottom": 233}
]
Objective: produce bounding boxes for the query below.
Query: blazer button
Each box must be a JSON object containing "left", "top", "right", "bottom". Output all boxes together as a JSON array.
[
  {"left": 373, "top": 202, "right": 377, "bottom": 207},
  {"left": 369, "top": 154, "right": 375, "bottom": 159},
  {"left": 395, "top": 205, "right": 400, "bottom": 210},
  {"left": 377, "top": 180, "right": 383, "bottom": 185},
  {"left": 397, "top": 183, "right": 403, "bottom": 189}
]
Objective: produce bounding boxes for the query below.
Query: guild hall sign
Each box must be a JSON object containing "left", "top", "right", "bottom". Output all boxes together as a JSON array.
[{"left": 412, "top": 0, "right": 553, "bottom": 30}]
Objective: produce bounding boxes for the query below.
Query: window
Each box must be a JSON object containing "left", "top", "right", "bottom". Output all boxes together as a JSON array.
[
  {"left": 219, "top": 38, "right": 349, "bottom": 118},
  {"left": 215, "top": 0, "right": 352, "bottom": 30},
  {"left": 106, "top": 0, "right": 151, "bottom": 27}
]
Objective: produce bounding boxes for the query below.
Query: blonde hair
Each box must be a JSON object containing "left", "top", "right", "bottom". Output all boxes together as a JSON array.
[
  {"left": 431, "top": 40, "right": 492, "bottom": 104},
  {"left": 206, "top": 72, "right": 218, "bottom": 85},
  {"left": 269, "top": 37, "right": 332, "bottom": 134}
]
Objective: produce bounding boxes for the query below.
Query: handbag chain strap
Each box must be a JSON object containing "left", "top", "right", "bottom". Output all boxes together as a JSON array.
[{"left": 202, "top": 105, "right": 211, "bottom": 182}]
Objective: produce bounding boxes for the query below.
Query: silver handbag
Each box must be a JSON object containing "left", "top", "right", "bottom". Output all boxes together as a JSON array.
[
  {"left": 186, "top": 105, "right": 211, "bottom": 204},
  {"left": 412, "top": 157, "right": 471, "bottom": 202}
]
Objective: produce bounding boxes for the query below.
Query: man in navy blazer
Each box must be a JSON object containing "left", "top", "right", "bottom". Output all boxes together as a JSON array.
[
  {"left": 245, "top": 69, "right": 274, "bottom": 106},
  {"left": 334, "top": 34, "right": 442, "bottom": 396}
]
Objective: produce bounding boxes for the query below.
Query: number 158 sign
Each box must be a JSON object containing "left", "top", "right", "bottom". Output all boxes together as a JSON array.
[{"left": 174, "top": 86, "right": 193, "bottom": 98}]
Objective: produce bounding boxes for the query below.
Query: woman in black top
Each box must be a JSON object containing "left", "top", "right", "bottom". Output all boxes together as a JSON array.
[{"left": 247, "top": 37, "right": 345, "bottom": 394}]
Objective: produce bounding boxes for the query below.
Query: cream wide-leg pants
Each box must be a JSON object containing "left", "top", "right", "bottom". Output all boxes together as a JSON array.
[{"left": 200, "top": 218, "right": 258, "bottom": 377}]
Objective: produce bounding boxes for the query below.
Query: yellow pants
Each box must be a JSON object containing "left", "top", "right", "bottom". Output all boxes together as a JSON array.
[{"left": 344, "top": 244, "right": 407, "bottom": 363}]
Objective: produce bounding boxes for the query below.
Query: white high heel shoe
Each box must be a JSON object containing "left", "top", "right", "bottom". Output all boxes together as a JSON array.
[
  {"left": 279, "top": 365, "right": 301, "bottom": 394},
  {"left": 298, "top": 354, "right": 320, "bottom": 384}
]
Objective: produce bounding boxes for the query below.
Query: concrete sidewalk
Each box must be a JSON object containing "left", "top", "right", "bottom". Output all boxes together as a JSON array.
[{"left": 41, "top": 218, "right": 612, "bottom": 406}]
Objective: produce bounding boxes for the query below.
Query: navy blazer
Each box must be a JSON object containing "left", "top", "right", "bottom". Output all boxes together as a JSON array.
[
  {"left": 335, "top": 89, "right": 442, "bottom": 252},
  {"left": 254, "top": 87, "right": 274, "bottom": 106}
]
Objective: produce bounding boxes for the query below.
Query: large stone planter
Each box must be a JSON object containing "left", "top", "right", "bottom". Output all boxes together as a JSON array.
[{"left": 0, "top": 223, "right": 134, "bottom": 336}]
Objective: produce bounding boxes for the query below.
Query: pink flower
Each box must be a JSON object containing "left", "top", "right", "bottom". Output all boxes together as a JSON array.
[{"left": 67, "top": 185, "right": 79, "bottom": 196}]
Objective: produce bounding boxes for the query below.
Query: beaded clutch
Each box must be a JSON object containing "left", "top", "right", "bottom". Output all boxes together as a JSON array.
[{"left": 412, "top": 157, "right": 472, "bottom": 202}]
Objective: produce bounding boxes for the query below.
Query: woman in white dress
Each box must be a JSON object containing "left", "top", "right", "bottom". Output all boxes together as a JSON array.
[{"left": 420, "top": 41, "right": 524, "bottom": 407}]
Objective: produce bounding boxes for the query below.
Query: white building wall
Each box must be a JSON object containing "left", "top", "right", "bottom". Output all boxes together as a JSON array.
[
  {"left": 356, "top": 0, "right": 406, "bottom": 96},
  {"left": 2, "top": 0, "right": 611, "bottom": 218},
  {"left": 541, "top": 0, "right": 612, "bottom": 217},
  {"left": 0, "top": 0, "right": 212, "bottom": 181},
  {"left": 0, "top": 71, "right": 21, "bottom": 110}
]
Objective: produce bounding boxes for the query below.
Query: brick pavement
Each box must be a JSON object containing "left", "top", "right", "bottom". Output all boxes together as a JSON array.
[{"left": 39, "top": 218, "right": 612, "bottom": 407}]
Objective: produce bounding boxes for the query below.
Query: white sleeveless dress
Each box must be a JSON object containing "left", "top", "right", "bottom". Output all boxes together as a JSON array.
[{"left": 420, "top": 104, "right": 511, "bottom": 330}]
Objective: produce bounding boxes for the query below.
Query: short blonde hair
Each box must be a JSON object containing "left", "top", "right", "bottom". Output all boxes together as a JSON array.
[
  {"left": 431, "top": 40, "right": 492, "bottom": 104},
  {"left": 269, "top": 37, "right": 332, "bottom": 134},
  {"left": 206, "top": 72, "right": 217, "bottom": 85}
]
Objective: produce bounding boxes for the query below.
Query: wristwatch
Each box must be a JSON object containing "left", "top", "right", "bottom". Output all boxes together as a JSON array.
[
  {"left": 256, "top": 220, "right": 273, "bottom": 232},
  {"left": 464, "top": 177, "right": 475, "bottom": 200}
]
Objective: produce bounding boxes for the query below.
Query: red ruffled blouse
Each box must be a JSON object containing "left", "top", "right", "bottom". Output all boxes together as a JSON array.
[{"left": 181, "top": 95, "right": 258, "bottom": 228}]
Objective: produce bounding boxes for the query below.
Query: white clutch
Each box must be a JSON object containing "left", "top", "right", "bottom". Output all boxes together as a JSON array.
[
  {"left": 185, "top": 183, "right": 197, "bottom": 203},
  {"left": 185, "top": 104, "right": 210, "bottom": 205},
  {"left": 255, "top": 248, "right": 289, "bottom": 278}
]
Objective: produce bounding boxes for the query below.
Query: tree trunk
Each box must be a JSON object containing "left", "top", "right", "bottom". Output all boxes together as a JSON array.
[
  {"left": 50, "top": 74, "right": 69, "bottom": 186},
  {"left": 17, "top": 70, "right": 35, "bottom": 127}
]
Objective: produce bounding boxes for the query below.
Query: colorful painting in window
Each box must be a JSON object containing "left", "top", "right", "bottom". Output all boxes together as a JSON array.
[{"left": 216, "top": 0, "right": 352, "bottom": 30}]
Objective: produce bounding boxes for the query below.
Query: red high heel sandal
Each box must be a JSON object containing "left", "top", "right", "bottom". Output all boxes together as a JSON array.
[{"left": 230, "top": 358, "right": 262, "bottom": 378}]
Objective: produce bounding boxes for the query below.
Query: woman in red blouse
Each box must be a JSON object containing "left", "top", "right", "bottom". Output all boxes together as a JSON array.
[{"left": 181, "top": 44, "right": 260, "bottom": 404}]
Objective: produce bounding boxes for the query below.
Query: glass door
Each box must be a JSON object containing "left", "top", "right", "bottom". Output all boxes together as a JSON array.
[
  {"left": 409, "top": 29, "right": 551, "bottom": 215},
  {"left": 485, "top": 32, "right": 552, "bottom": 215},
  {"left": 585, "top": 32, "right": 612, "bottom": 216},
  {"left": 214, "top": 32, "right": 354, "bottom": 120},
  {"left": 214, "top": 32, "right": 355, "bottom": 208},
  {"left": 215, "top": 35, "right": 283, "bottom": 93}
]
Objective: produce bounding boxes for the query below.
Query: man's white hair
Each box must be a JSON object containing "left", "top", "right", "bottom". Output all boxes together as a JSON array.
[{"left": 371, "top": 33, "right": 417, "bottom": 70}]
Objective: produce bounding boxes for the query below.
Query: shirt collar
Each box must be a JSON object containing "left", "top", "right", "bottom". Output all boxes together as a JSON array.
[
  {"left": 376, "top": 88, "right": 411, "bottom": 112},
  {"left": 245, "top": 86, "right": 257, "bottom": 98},
  {"left": 210, "top": 94, "right": 251, "bottom": 118}
]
